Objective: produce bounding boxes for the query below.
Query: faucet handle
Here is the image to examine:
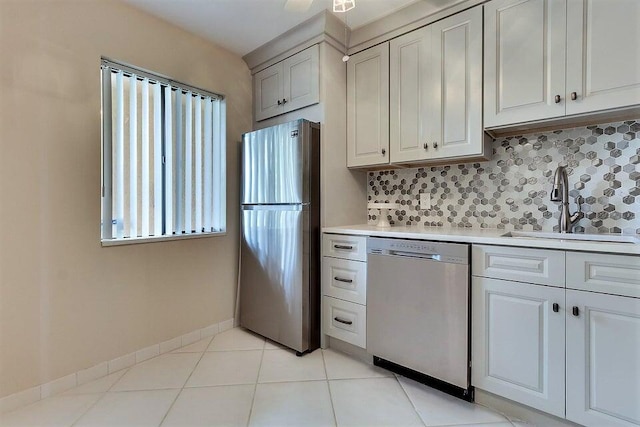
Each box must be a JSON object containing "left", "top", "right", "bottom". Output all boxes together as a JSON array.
[{"left": 576, "top": 195, "right": 584, "bottom": 212}]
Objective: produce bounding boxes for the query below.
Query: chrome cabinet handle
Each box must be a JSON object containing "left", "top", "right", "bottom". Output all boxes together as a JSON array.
[
  {"left": 553, "top": 303, "right": 559, "bottom": 313},
  {"left": 333, "top": 244, "right": 353, "bottom": 250},
  {"left": 572, "top": 306, "right": 580, "bottom": 316},
  {"left": 334, "top": 277, "right": 353, "bottom": 283},
  {"left": 423, "top": 142, "right": 428, "bottom": 150},
  {"left": 334, "top": 317, "right": 353, "bottom": 325},
  {"left": 570, "top": 92, "right": 577, "bottom": 101},
  {"left": 433, "top": 142, "right": 438, "bottom": 149},
  {"left": 554, "top": 94, "right": 561, "bottom": 104}
]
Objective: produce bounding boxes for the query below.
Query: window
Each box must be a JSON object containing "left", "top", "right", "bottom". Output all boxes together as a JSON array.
[{"left": 101, "top": 59, "right": 226, "bottom": 245}]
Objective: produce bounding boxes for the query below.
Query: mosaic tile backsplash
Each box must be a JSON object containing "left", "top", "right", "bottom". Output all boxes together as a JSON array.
[{"left": 367, "top": 119, "right": 640, "bottom": 235}]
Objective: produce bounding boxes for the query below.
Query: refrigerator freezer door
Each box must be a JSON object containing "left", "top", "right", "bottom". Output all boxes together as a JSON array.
[
  {"left": 240, "top": 205, "right": 310, "bottom": 352},
  {"left": 241, "top": 120, "right": 309, "bottom": 205}
]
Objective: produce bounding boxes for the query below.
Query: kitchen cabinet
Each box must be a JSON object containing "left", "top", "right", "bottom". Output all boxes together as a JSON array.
[
  {"left": 254, "top": 44, "right": 319, "bottom": 121},
  {"left": 566, "top": 290, "right": 640, "bottom": 427},
  {"left": 390, "top": 6, "right": 488, "bottom": 164},
  {"left": 484, "top": 0, "right": 640, "bottom": 129},
  {"left": 473, "top": 244, "right": 640, "bottom": 426},
  {"left": 347, "top": 43, "right": 390, "bottom": 168},
  {"left": 321, "top": 233, "right": 368, "bottom": 348},
  {"left": 472, "top": 277, "right": 566, "bottom": 417}
]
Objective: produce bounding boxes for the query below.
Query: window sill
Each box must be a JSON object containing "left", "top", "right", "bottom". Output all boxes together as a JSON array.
[{"left": 101, "top": 231, "right": 227, "bottom": 247}]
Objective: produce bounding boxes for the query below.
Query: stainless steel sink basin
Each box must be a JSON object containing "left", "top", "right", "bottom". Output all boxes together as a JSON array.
[{"left": 501, "top": 231, "right": 640, "bottom": 244}]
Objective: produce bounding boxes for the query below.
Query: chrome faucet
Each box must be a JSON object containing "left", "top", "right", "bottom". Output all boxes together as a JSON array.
[{"left": 550, "top": 165, "right": 584, "bottom": 233}]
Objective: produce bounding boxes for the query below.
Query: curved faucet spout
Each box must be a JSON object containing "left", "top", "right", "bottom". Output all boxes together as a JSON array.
[{"left": 550, "top": 165, "right": 583, "bottom": 233}]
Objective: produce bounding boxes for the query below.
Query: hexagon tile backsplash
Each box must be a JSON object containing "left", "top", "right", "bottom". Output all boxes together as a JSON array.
[{"left": 367, "top": 119, "right": 640, "bottom": 235}]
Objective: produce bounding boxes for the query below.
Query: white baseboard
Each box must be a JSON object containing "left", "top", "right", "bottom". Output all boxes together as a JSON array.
[{"left": 0, "top": 318, "right": 234, "bottom": 414}]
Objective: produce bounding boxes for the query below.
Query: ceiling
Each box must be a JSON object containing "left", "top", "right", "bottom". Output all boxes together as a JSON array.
[{"left": 123, "top": 0, "right": 423, "bottom": 56}]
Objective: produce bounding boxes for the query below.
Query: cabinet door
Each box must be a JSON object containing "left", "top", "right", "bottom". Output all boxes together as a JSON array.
[
  {"left": 472, "top": 277, "right": 565, "bottom": 417},
  {"left": 565, "top": 0, "right": 640, "bottom": 115},
  {"left": 254, "top": 62, "right": 284, "bottom": 121},
  {"left": 429, "top": 6, "right": 484, "bottom": 160},
  {"left": 282, "top": 44, "right": 320, "bottom": 114},
  {"left": 484, "top": 0, "right": 566, "bottom": 128},
  {"left": 390, "top": 26, "right": 431, "bottom": 163},
  {"left": 566, "top": 290, "right": 640, "bottom": 427},
  {"left": 347, "top": 43, "right": 390, "bottom": 168}
]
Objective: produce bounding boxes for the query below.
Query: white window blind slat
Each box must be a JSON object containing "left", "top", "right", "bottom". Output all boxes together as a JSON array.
[
  {"left": 174, "top": 90, "right": 183, "bottom": 234},
  {"left": 153, "top": 83, "right": 162, "bottom": 237},
  {"left": 194, "top": 97, "right": 203, "bottom": 233},
  {"left": 184, "top": 91, "right": 193, "bottom": 234},
  {"left": 141, "top": 78, "right": 150, "bottom": 238},
  {"left": 203, "top": 99, "right": 213, "bottom": 232},
  {"left": 164, "top": 85, "right": 173, "bottom": 235},
  {"left": 114, "top": 71, "right": 125, "bottom": 239},
  {"left": 212, "top": 100, "right": 222, "bottom": 232},
  {"left": 129, "top": 75, "right": 138, "bottom": 238}
]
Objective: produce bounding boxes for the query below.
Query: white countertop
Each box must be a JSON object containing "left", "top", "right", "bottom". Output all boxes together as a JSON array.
[{"left": 322, "top": 224, "right": 640, "bottom": 256}]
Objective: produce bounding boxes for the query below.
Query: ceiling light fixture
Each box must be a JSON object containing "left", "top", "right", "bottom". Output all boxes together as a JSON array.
[{"left": 333, "top": 0, "right": 355, "bottom": 13}]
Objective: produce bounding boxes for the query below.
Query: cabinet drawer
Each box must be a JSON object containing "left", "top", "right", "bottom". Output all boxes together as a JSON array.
[
  {"left": 566, "top": 252, "right": 640, "bottom": 298},
  {"left": 472, "top": 245, "right": 565, "bottom": 287},
  {"left": 322, "top": 234, "right": 367, "bottom": 261},
  {"left": 322, "top": 296, "right": 366, "bottom": 349},
  {"left": 322, "top": 257, "right": 366, "bottom": 305}
]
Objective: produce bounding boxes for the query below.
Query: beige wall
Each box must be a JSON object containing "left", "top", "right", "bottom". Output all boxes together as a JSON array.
[{"left": 0, "top": 0, "right": 252, "bottom": 398}]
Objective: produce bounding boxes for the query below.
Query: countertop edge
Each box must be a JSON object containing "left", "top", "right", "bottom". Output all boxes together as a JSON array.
[{"left": 322, "top": 225, "right": 640, "bottom": 256}]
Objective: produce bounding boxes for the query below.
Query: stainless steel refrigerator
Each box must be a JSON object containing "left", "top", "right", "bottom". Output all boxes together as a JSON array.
[{"left": 239, "top": 119, "right": 320, "bottom": 355}]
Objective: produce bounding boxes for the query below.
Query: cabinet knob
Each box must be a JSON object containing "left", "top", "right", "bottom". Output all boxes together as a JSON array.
[
  {"left": 282, "top": 98, "right": 287, "bottom": 104},
  {"left": 554, "top": 94, "right": 561, "bottom": 104},
  {"left": 433, "top": 142, "right": 438, "bottom": 149},
  {"left": 423, "top": 142, "right": 428, "bottom": 150},
  {"left": 572, "top": 306, "right": 580, "bottom": 317},
  {"left": 553, "top": 303, "right": 559, "bottom": 313},
  {"left": 570, "top": 92, "right": 578, "bottom": 101},
  {"left": 277, "top": 100, "right": 282, "bottom": 105},
  {"left": 381, "top": 148, "right": 386, "bottom": 156}
]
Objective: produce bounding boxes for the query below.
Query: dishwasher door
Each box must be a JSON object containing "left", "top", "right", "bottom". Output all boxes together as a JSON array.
[{"left": 367, "top": 239, "right": 470, "bottom": 390}]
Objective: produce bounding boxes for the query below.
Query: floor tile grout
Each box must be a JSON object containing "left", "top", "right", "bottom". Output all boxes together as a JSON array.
[
  {"left": 245, "top": 341, "right": 266, "bottom": 427},
  {"left": 394, "top": 374, "right": 428, "bottom": 426},
  {"left": 320, "top": 349, "right": 339, "bottom": 427}
]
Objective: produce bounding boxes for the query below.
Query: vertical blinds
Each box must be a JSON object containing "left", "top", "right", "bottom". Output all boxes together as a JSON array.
[{"left": 101, "top": 59, "right": 226, "bottom": 242}]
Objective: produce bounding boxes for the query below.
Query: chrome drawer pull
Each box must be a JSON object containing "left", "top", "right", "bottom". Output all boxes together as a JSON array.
[
  {"left": 334, "top": 277, "right": 353, "bottom": 283},
  {"left": 334, "top": 317, "right": 353, "bottom": 325},
  {"left": 334, "top": 244, "right": 353, "bottom": 250}
]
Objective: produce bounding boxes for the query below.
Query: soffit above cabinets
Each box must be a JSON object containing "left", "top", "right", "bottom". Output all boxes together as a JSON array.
[{"left": 121, "top": 0, "right": 425, "bottom": 56}]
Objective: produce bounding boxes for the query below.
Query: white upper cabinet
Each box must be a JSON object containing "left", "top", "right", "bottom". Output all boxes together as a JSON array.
[
  {"left": 485, "top": 0, "right": 640, "bottom": 129},
  {"left": 390, "top": 27, "right": 431, "bottom": 163},
  {"left": 484, "top": 0, "right": 567, "bottom": 128},
  {"left": 254, "top": 45, "right": 319, "bottom": 121},
  {"left": 429, "top": 6, "right": 485, "bottom": 160},
  {"left": 347, "top": 43, "right": 390, "bottom": 168},
  {"left": 566, "top": 290, "right": 640, "bottom": 427},
  {"left": 390, "top": 5, "right": 487, "bottom": 164},
  {"left": 565, "top": 0, "right": 640, "bottom": 115}
]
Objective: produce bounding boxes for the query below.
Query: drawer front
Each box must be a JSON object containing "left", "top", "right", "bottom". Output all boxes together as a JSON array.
[
  {"left": 322, "top": 257, "right": 367, "bottom": 305},
  {"left": 322, "top": 296, "right": 366, "bottom": 348},
  {"left": 322, "top": 234, "right": 367, "bottom": 261},
  {"left": 472, "top": 245, "right": 565, "bottom": 287},
  {"left": 567, "top": 252, "right": 640, "bottom": 298}
]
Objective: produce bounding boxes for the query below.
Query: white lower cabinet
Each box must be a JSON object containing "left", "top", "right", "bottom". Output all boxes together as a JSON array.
[
  {"left": 566, "top": 290, "right": 640, "bottom": 427},
  {"left": 472, "top": 277, "right": 566, "bottom": 417},
  {"left": 322, "top": 295, "right": 366, "bottom": 348}
]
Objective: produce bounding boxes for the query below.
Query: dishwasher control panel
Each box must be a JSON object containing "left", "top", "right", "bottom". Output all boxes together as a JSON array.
[{"left": 367, "top": 237, "right": 469, "bottom": 265}]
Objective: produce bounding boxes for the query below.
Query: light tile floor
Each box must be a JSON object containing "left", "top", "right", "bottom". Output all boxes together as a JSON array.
[{"left": 0, "top": 328, "right": 531, "bottom": 427}]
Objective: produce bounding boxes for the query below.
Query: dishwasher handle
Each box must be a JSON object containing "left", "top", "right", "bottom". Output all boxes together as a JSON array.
[{"left": 386, "top": 250, "right": 441, "bottom": 261}]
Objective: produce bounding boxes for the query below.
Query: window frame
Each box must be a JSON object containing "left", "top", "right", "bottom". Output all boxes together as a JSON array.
[{"left": 100, "top": 58, "right": 226, "bottom": 246}]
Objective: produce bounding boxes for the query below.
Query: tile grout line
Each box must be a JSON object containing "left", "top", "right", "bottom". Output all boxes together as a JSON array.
[
  {"left": 245, "top": 338, "right": 267, "bottom": 427},
  {"left": 158, "top": 336, "right": 216, "bottom": 426},
  {"left": 320, "top": 349, "right": 339, "bottom": 427},
  {"left": 394, "top": 374, "right": 428, "bottom": 427}
]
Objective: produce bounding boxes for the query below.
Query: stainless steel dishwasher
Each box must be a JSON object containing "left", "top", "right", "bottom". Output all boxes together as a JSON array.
[{"left": 367, "top": 237, "right": 472, "bottom": 400}]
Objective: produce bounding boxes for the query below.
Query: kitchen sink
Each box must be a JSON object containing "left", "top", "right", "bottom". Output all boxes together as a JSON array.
[{"left": 501, "top": 231, "right": 640, "bottom": 244}]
